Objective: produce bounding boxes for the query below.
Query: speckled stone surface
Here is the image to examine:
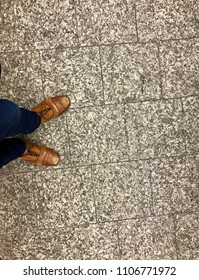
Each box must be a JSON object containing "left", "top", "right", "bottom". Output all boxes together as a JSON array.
[
  {"left": 0, "top": 1, "right": 18, "bottom": 52},
  {"left": 14, "top": 0, "right": 78, "bottom": 50},
  {"left": 186, "top": 154, "right": 199, "bottom": 182},
  {"left": 136, "top": 0, "right": 199, "bottom": 41},
  {"left": 0, "top": 210, "right": 6, "bottom": 235},
  {"left": 7, "top": 222, "right": 119, "bottom": 260},
  {"left": 150, "top": 156, "right": 199, "bottom": 215},
  {"left": 33, "top": 168, "right": 95, "bottom": 227},
  {"left": 118, "top": 216, "right": 177, "bottom": 259},
  {"left": 0, "top": 0, "right": 199, "bottom": 260},
  {"left": 175, "top": 213, "right": 199, "bottom": 259},
  {"left": 160, "top": 39, "right": 199, "bottom": 98},
  {"left": 76, "top": 0, "right": 137, "bottom": 45},
  {"left": 0, "top": 173, "right": 37, "bottom": 234},
  {"left": 101, "top": 43, "right": 161, "bottom": 104},
  {"left": 93, "top": 161, "right": 151, "bottom": 221},
  {"left": 40, "top": 47, "right": 104, "bottom": 108},
  {"left": 67, "top": 105, "right": 129, "bottom": 165},
  {"left": 0, "top": 51, "right": 43, "bottom": 107},
  {"left": 125, "top": 100, "right": 185, "bottom": 159},
  {"left": 0, "top": 233, "right": 13, "bottom": 260},
  {"left": 182, "top": 96, "right": 199, "bottom": 154}
]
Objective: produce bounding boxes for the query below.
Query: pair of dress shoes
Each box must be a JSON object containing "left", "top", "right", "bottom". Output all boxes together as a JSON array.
[{"left": 21, "top": 96, "right": 70, "bottom": 166}]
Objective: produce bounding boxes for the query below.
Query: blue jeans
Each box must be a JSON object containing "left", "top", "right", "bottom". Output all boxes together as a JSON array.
[{"left": 0, "top": 99, "right": 41, "bottom": 168}]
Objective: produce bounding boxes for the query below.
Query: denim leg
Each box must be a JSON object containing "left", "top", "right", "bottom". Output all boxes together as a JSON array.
[
  {"left": 0, "top": 99, "right": 41, "bottom": 140},
  {"left": 0, "top": 138, "right": 26, "bottom": 168},
  {"left": 0, "top": 99, "right": 41, "bottom": 168},
  {"left": 16, "top": 107, "right": 41, "bottom": 135}
]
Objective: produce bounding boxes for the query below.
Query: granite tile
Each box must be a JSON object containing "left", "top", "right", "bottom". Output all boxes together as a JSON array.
[
  {"left": 0, "top": 233, "right": 13, "bottom": 260},
  {"left": 34, "top": 168, "right": 95, "bottom": 227},
  {"left": 182, "top": 96, "right": 199, "bottom": 154},
  {"left": 0, "top": 51, "right": 43, "bottom": 107},
  {"left": 118, "top": 216, "right": 177, "bottom": 259},
  {"left": 10, "top": 222, "right": 119, "bottom": 259},
  {"left": 0, "top": 0, "right": 15, "bottom": 25},
  {"left": 186, "top": 154, "right": 199, "bottom": 182},
  {"left": 150, "top": 157, "right": 199, "bottom": 215},
  {"left": 63, "top": 222, "right": 120, "bottom": 259},
  {"left": 76, "top": 0, "right": 137, "bottom": 45},
  {"left": 68, "top": 105, "right": 129, "bottom": 165},
  {"left": 8, "top": 228, "right": 64, "bottom": 260},
  {"left": 93, "top": 161, "right": 151, "bottom": 222},
  {"left": 0, "top": 210, "right": 7, "bottom": 235},
  {"left": 160, "top": 40, "right": 199, "bottom": 98},
  {"left": 136, "top": 0, "right": 199, "bottom": 41},
  {"left": 40, "top": 47, "right": 103, "bottom": 108},
  {"left": 125, "top": 99, "right": 185, "bottom": 159},
  {"left": 0, "top": 173, "right": 37, "bottom": 233},
  {"left": 14, "top": 0, "right": 78, "bottom": 50},
  {"left": 0, "top": 27, "right": 18, "bottom": 53},
  {"left": 101, "top": 43, "right": 161, "bottom": 104},
  {"left": 175, "top": 213, "right": 199, "bottom": 259},
  {"left": 0, "top": 1, "right": 18, "bottom": 52},
  {"left": 0, "top": 158, "right": 26, "bottom": 174}
]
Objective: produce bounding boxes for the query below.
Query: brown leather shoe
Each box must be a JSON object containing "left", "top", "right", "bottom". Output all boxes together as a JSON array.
[
  {"left": 20, "top": 143, "right": 60, "bottom": 166},
  {"left": 31, "top": 96, "right": 70, "bottom": 124}
]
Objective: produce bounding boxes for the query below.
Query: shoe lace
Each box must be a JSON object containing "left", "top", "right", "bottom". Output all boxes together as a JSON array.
[
  {"left": 39, "top": 106, "right": 52, "bottom": 117},
  {"left": 25, "top": 144, "right": 39, "bottom": 157}
]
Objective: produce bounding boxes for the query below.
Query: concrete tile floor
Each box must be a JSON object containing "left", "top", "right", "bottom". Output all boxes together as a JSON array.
[{"left": 0, "top": 0, "right": 198, "bottom": 259}]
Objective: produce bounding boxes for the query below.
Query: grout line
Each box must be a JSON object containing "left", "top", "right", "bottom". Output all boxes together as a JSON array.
[
  {"left": 2, "top": 151, "right": 199, "bottom": 175},
  {"left": 61, "top": 94, "right": 199, "bottom": 111},
  {"left": 134, "top": 1, "right": 139, "bottom": 42},
  {"left": 31, "top": 172, "right": 40, "bottom": 228},
  {"left": 149, "top": 168, "right": 154, "bottom": 216},
  {"left": 12, "top": 1, "right": 20, "bottom": 52},
  {"left": 156, "top": 43, "right": 164, "bottom": 99},
  {"left": 74, "top": 0, "right": 80, "bottom": 46},
  {"left": 7, "top": 210, "right": 199, "bottom": 236},
  {"left": 38, "top": 50, "right": 45, "bottom": 100},
  {"left": 116, "top": 221, "right": 122, "bottom": 259},
  {"left": 90, "top": 165, "right": 98, "bottom": 224},
  {"left": 180, "top": 97, "right": 188, "bottom": 155},
  {"left": 98, "top": 46, "right": 106, "bottom": 105},
  {"left": 1, "top": 36, "right": 199, "bottom": 55},
  {"left": 122, "top": 104, "right": 131, "bottom": 161},
  {"left": 180, "top": 97, "right": 185, "bottom": 114},
  {"left": 172, "top": 214, "right": 180, "bottom": 260},
  {"left": 76, "top": 36, "right": 199, "bottom": 47},
  {"left": 65, "top": 115, "right": 73, "bottom": 167}
]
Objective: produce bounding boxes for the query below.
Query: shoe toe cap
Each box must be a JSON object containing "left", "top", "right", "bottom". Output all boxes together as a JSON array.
[
  {"left": 47, "top": 151, "right": 60, "bottom": 166},
  {"left": 55, "top": 96, "right": 70, "bottom": 111}
]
